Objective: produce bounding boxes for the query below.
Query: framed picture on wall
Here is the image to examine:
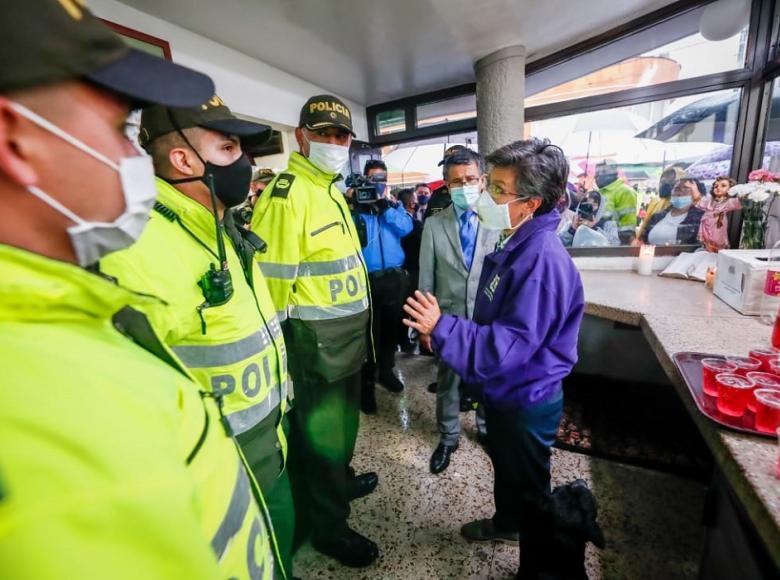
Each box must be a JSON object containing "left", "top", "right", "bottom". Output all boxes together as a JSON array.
[{"left": 101, "top": 20, "right": 172, "bottom": 60}]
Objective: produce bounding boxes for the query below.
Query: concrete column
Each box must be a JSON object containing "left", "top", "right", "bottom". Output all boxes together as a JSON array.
[{"left": 474, "top": 45, "right": 526, "bottom": 156}]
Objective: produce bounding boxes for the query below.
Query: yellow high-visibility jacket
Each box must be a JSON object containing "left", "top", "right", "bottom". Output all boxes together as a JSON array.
[
  {"left": 251, "top": 152, "right": 370, "bottom": 383},
  {"left": 101, "top": 179, "right": 290, "bottom": 477},
  {"left": 0, "top": 245, "right": 274, "bottom": 579}
]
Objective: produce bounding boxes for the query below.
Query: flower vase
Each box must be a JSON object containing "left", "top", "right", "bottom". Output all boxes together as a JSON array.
[{"left": 740, "top": 214, "right": 765, "bottom": 249}]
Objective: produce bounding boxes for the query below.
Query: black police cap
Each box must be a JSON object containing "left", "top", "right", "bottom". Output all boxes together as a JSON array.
[
  {"left": 0, "top": 0, "right": 214, "bottom": 108},
  {"left": 299, "top": 94, "right": 355, "bottom": 137},
  {"left": 139, "top": 94, "right": 271, "bottom": 149}
]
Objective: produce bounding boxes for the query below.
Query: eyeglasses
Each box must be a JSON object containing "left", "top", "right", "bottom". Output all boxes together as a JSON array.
[
  {"left": 447, "top": 176, "right": 481, "bottom": 188},
  {"left": 487, "top": 183, "right": 520, "bottom": 198}
]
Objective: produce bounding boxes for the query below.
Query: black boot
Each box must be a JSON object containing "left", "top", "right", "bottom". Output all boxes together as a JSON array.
[
  {"left": 312, "top": 527, "right": 379, "bottom": 568},
  {"left": 361, "top": 380, "right": 377, "bottom": 414}
]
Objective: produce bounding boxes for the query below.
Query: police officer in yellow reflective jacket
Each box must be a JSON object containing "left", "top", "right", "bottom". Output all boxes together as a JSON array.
[
  {"left": 251, "top": 95, "right": 379, "bottom": 568},
  {"left": 0, "top": 2, "right": 274, "bottom": 579},
  {"left": 100, "top": 98, "right": 294, "bottom": 577}
]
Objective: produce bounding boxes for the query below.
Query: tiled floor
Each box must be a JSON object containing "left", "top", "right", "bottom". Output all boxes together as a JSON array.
[{"left": 294, "top": 354, "right": 706, "bottom": 579}]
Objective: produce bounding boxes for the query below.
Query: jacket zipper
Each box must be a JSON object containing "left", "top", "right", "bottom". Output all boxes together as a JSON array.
[{"left": 311, "top": 221, "right": 341, "bottom": 237}]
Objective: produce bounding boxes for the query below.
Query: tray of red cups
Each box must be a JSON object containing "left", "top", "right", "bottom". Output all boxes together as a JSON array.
[{"left": 673, "top": 347, "right": 780, "bottom": 438}]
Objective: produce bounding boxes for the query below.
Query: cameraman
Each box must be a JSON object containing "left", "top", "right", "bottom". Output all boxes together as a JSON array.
[
  {"left": 559, "top": 191, "right": 620, "bottom": 247},
  {"left": 354, "top": 160, "right": 413, "bottom": 412}
]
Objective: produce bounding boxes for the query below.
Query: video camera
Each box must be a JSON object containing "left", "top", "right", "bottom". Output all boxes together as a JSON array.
[
  {"left": 346, "top": 172, "right": 387, "bottom": 206},
  {"left": 577, "top": 202, "right": 596, "bottom": 222}
]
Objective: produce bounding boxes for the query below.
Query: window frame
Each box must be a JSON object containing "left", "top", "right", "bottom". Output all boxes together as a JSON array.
[{"left": 367, "top": 0, "right": 780, "bottom": 253}]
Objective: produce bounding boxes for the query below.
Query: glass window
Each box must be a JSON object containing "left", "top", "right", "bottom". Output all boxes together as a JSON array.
[
  {"left": 380, "top": 131, "right": 477, "bottom": 187},
  {"left": 526, "top": 88, "right": 741, "bottom": 247},
  {"left": 376, "top": 109, "right": 406, "bottom": 136},
  {"left": 761, "top": 77, "right": 780, "bottom": 171},
  {"left": 526, "top": 16, "right": 749, "bottom": 108},
  {"left": 416, "top": 94, "right": 477, "bottom": 129}
]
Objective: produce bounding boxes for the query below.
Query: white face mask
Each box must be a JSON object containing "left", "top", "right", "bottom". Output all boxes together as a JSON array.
[
  {"left": 305, "top": 136, "right": 349, "bottom": 176},
  {"left": 475, "top": 190, "right": 531, "bottom": 231},
  {"left": 450, "top": 184, "right": 481, "bottom": 210},
  {"left": 11, "top": 102, "right": 157, "bottom": 267}
]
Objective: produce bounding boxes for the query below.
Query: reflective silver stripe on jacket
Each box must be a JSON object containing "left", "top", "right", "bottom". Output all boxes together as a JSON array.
[
  {"left": 286, "top": 378, "right": 295, "bottom": 402},
  {"left": 172, "top": 329, "right": 273, "bottom": 368},
  {"left": 224, "top": 383, "right": 283, "bottom": 434},
  {"left": 298, "top": 254, "right": 362, "bottom": 277},
  {"left": 288, "top": 296, "right": 369, "bottom": 320},
  {"left": 211, "top": 462, "right": 251, "bottom": 560},
  {"left": 258, "top": 262, "right": 298, "bottom": 280},
  {"left": 260, "top": 254, "right": 362, "bottom": 280}
]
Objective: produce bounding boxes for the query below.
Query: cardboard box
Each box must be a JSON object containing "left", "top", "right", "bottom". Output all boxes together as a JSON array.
[{"left": 713, "top": 250, "right": 774, "bottom": 315}]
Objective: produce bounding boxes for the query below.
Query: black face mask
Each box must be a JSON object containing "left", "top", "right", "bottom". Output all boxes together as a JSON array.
[
  {"left": 170, "top": 154, "right": 252, "bottom": 209},
  {"left": 165, "top": 121, "right": 252, "bottom": 208},
  {"left": 595, "top": 172, "right": 617, "bottom": 189}
]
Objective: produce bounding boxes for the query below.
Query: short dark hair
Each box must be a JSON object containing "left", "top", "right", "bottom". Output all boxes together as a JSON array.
[
  {"left": 486, "top": 138, "right": 569, "bottom": 216},
  {"left": 414, "top": 182, "right": 430, "bottom": 193},
  {"left": 397, "top": 188, "right": 415, "bottom": 207},
  {"left": 364, "top": 159, "right": 387, "bottom": 175},
  {"left": 442, "top": 148, "right": 486, "bottom": 181}
]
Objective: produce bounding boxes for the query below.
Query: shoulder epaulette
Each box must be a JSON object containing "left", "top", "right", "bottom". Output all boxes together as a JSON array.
[{"left": 270, "top": 173, "right": 296, "bottom": 198}]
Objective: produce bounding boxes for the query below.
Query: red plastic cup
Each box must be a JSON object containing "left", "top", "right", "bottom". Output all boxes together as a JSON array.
[
  {"left": 701, "top": 359, "right": 738, "bottom": 396},
  {"left": 776, "top": 428, "right": 780, "bottom": 480},
  {"left": 768, "top": 358, "right": 780, "bottom": 377},
  {"left": 726, "top": 356, "right": 761, "bottom": 377},
  {"left": 715, "top": 373, "right": 754, "bottom": 417},
  {"left": 748, "top": 347, "right": 780, "bottom": 373},
  {"left": 746, "top": 372, "right": 780, "bottom": 412},
  {"left": 754, "top": 388, "right": 780, "bottom": 434}
]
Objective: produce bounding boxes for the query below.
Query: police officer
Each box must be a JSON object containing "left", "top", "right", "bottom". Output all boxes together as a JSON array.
[
  {"left": 594, "top": 160, "right": 638, "bottom": 244},
  {"left": 251, "top": 95, "right": 379, "bottom": 568},
  {"left": 353, "top": 159, "right": 413, "bottom": 412},
  {"left": 100, "top": 97, "right": 294, "bottom": 577},
  {"left": 0, "top": 2, "right": 276, "bottom": 578}
]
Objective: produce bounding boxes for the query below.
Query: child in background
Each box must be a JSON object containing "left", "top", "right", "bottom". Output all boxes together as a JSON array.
[{"left": 698, "top": 176, "right": 740, "bottom": 251}]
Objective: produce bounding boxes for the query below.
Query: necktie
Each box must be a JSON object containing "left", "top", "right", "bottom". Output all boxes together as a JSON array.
[{"left": 459, "top": 210, "right": 476, "bottom": 270}]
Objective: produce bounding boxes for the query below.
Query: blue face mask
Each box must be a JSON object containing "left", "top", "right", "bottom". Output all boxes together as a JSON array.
[
  {"left": 670, "top": 195, "right": 692, "bottom": 209},
  {"left": 450, "top": 184, "right": 481, "bottom": 209},
  {"left": 374, "top": 182, "right": 386, "bottom": 196}
]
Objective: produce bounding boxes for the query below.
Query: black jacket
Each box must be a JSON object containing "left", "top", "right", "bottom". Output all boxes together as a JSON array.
[{"left": 641, "top": 206, "right": 704, "bottom": 245}]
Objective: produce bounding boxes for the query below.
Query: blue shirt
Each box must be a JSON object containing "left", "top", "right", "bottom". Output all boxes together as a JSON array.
[
  {"left": 432, "top": 210, "right": 584, "bottom": 411},
  {"left": 360, "top": 204, "right": 414, "bottom": 273}
]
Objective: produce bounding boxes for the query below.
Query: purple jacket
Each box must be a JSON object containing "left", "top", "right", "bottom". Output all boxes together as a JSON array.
[{"left": 432, "top": 210, "right": 584, "bottom": 411}]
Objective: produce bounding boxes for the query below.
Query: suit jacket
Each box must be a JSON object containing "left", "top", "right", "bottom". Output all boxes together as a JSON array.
[{"left": 419, "top": 205, "right": 500, "bottom": 319}]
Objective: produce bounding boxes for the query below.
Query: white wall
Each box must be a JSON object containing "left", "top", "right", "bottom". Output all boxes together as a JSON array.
[{"left": 89, "top": 0, "right": 368, "bottom": 142}]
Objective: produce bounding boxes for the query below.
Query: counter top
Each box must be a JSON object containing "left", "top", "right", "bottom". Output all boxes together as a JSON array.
[{"left": 580, "top": 270, "right": 780, "bottom": 569}]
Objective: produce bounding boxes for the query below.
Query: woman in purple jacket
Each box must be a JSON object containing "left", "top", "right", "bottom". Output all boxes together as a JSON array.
[{"left": 405, "top": 138, "right": 585, "bottom": 573}]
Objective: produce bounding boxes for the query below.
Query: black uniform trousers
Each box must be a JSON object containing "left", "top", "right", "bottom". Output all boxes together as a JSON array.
[
  {"left": 484, "top": 391, "right": 563, "bottom": 533},
  {"left": 364, "top": 268, "right": 409, "bottom": 380}
]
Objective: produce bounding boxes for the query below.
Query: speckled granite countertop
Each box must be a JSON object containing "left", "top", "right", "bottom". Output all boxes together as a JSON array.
[{"left": 580, "top": 270, "right": 780, "bottom": 568}]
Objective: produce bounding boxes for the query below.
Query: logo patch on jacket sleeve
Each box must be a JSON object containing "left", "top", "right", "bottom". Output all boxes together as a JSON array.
[{"left": 271, "top": 173, "right": 296, "bottom": 198}]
